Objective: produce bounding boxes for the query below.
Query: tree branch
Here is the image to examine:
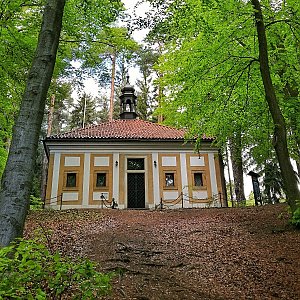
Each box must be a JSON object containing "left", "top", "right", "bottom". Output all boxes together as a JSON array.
[
  {"left": 265, "top": 19, "right": 300, "bottom": 29},
  {"left": 60, "top": 39, "right": 115, "bottom": 48},
  {"left": 225, "top": 60, "right": 256, "bottom": 105}
]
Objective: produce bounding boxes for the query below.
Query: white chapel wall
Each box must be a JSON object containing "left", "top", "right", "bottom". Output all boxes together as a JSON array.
[{"left": 46, "top": 144, "right": 223, "bottom": 209}]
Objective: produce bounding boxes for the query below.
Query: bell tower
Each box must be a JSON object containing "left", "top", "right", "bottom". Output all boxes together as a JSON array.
[{"left": 119, "top": 75, "right": 137, "bottom": 120}]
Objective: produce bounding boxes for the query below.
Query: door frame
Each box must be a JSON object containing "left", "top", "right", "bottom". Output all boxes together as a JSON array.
[
  {"left": 127, "top": 173, "right": 145, "bottom": 208},
  {"left": 125, "top": 155, "right": 148, "bottom": 208}
]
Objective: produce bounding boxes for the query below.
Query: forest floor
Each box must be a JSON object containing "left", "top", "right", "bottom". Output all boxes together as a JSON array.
[{"left": 25, "top": 204, "right": 300, "bottom": 300}]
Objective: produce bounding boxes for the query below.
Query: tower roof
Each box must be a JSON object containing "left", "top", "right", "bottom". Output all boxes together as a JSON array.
[
  {"left": 119, "top": 75, "right": 137, "bottom": 120},
  {"left": 121, "top": 75, "right": 135, "bottom": 93}
]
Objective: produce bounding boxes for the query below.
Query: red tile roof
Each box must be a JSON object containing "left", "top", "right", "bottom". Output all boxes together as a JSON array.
[{"left": 47, "top": 119, "right": 189, "bottom": 141}]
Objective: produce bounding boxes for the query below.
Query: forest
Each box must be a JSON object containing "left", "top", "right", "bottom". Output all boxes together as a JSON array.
[{"left": 0, "top": 0, "right": 299, "bottom": 298}]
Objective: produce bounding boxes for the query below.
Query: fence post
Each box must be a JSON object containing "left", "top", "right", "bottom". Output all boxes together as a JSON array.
[
  {"left": 181, "top": 192, "right": 184, "bottom": 209},
  {"left": 111, "top": 198, "right": 115, "bottom": 209},
  {"left": 60, "top": 193, "right": 63, "bottom": 210},
  {"left": 101, "top": 193, "right": 104, "bottom": 209}
]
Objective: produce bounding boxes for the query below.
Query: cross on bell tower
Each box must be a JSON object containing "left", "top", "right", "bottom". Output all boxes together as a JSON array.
[{"left": 119, "top": 75, "right": 137, "bottom": 120}]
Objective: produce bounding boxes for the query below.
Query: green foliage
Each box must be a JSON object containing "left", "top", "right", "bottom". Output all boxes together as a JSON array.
[
  {"left": 98, "top": 95, "right": 109, "bottom": 122},
  {"left": 262, "top": 160, "right": 284, "bottom": 204},
  {"left": 0, "top": 1, "right": 42, "bottom": 176},
  {"left": 0, "top": 146, "right": 8, "bottom": 178},
  {"left": 45, "top": 81, "right": 74, "bottom": 135},
  {"left": 247, "top": 192, "right": 255, "bottom": 206},
  {"left": 69, "top": 93, "right": 99, "bottom": 129},
  {"left": 0, "top": 239, "right": 112, "bottom": 299},
  {"left": 30, "top": 195, "right": 43, "bottom": 210},
  {"left": 144, "top": 0, "right": 300, "bottom": 166},
  {"left": 0, "top": 0, "right": 125, "bottom": 178},
  {"left": 227, "top": 198, "right": 255, "bottom": 208},
  {"left": 72, "top": 26, "right": 139, "bottom": 88},
  {"left": 135, "top": 47, "right": 160, "bottom": 121},
  {"left": 290, "top": 202, "right": 300, "bottom": 228}
]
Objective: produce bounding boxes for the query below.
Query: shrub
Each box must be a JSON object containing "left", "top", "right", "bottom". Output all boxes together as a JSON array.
[
  {"left": 291, "top": 207, "right": 300, "bottom": 228},
  {"left": 30, "top": 195, "right": 43, "bottom": 210},
  {"left": 0, "top": 239, "right": 112, "bottom": 299}
]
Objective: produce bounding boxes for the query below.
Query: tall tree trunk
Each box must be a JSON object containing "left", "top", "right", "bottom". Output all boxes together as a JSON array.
[
  {"left": 283, "top": 77, "right": 300, "bottom": 178},
  {"left": 157, "top": 78, "right": 164, "bottom": 123},
  {"left": 218, "top": 150, "right": 228, "bottom": 207},
  {"left": 109, "top": 52, "right": 116, "bottom": 121},
  {"left": 0, "top": 0, "right": 66, "bottom": 247},
  {"left": 225, "top": 144, "right": 234, "bottom": 207},
  {"left": 251, "top": 0, "right": 300, "bottom": 212},
  {"left": 229, "top": 134, "right": 246, "bottom": 205},
  {"left": 296, "top": 162, "right": 300, "bottom": 179},
  {"left": 82, "top": 93, "right": 87, "bottom": 128},
  {"left": 157, "top": 43, "right": 164, "bottom": 123}
]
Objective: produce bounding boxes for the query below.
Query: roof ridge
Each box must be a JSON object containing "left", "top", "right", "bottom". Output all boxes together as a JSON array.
[{"left": 111, "top": 118, "right": 185, "bottom": 130}]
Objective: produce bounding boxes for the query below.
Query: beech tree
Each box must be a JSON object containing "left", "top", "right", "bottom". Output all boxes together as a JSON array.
[
  {"left": 229, "top": 134, "right": 246, "bottom": 204},
  {"left": 251, "top": 0, "right": 300, "bottom": 212},
  {"left": 0, "top": 0, "right": 123, "bottom": 247},
  {"left": 0, "top": 0, "right": 66, "bottom": 247}
]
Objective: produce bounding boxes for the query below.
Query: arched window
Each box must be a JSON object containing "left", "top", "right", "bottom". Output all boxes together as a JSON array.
[{"left": 125, "top": 99, "right": 131, "bottom": 112}]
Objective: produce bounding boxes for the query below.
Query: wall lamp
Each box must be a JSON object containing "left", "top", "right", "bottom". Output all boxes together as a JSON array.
[
  {"left": 115, "top": 161, "right": 118, "bottom": 167},
  {"left": 153, "top": 160, "right": 157, "bottom": 168}
]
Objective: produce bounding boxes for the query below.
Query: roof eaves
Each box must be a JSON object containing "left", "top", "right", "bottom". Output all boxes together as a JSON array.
[
  {"left": 44, "top": 137, "right": 187, "bottom": 143},
  {"left": 43, "top": 136, "right": 215, "bottom": 143}
]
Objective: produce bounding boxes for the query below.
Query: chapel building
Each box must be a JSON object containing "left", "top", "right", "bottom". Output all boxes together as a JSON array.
[{"left": 44, "top": 79, "right": 227, "bottom": 209}]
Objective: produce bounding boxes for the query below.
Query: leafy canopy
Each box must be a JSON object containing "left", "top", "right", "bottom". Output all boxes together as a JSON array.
[{"left": 145, "top": 0, "right": 300, "bottom": 165}]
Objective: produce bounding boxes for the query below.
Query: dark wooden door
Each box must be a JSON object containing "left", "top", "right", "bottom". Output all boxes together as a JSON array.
[{"left": 127, "top": 173, "right": 145, "bottom": 208}]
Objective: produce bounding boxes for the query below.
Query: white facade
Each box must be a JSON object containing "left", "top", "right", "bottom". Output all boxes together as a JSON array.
[{"left": 45, "top": 141, "right": 226, "bottom": 210}]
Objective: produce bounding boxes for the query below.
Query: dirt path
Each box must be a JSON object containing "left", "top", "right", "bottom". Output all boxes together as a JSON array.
[
  {"left": 25, "top": 205, "right": 300, "bottom": 299},
  {"left": 83, "top": 206, "right": 300, "bottom": 300}
]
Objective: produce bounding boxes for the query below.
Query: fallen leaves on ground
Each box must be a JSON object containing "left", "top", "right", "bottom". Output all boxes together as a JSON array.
[{"left": 24, "top": 204, "right": 300, "bottom": 300}]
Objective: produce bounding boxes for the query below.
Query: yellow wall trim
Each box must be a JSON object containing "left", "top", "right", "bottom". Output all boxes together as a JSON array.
[
  {"left": 159, "top": 153, "right": 182, "bottom": 201},
  {"left": 58, "top": 154, "right": 84, "bottom": 206},
  {"left": 186, "top": 154, "right": 212, "bottom": 202},
  {"left": 89, "top": 154, "right": 113, "bottom": 205}
]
